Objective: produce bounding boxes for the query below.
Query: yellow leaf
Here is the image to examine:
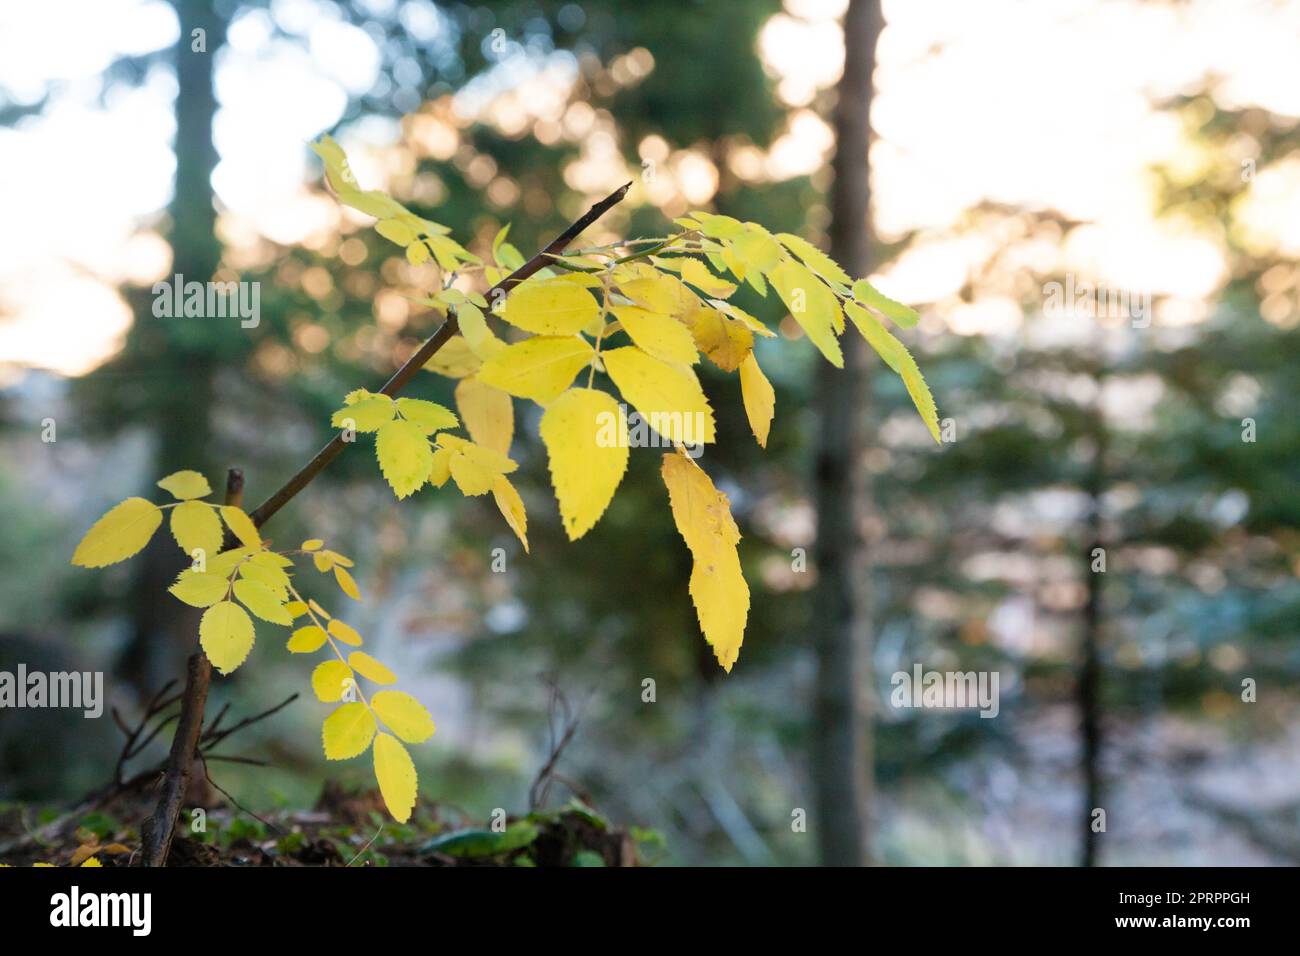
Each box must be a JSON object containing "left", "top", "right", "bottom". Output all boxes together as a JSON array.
[
  {"left": 491, "top": 474, "right": 529, "bottom": 553},
  {"left": 375, "top": 419, "right": 433, "bottom": 499},
  {"left": 610, "top": 305, "right": 698, "bottom": 366},
  {"left": 157, "top": 470, "right": 212, "bottom": 500},
  {"left": 455, "top": 301, "right": 505, "bottom": 359},
  {"left": 285, "top": 600, "right": 309, "bottom": 618},
  {"left": 232, "top": 578, "right": 293, "bottom": 625},
  {"left": 302, "top": 539, "right": 324, "bottom": 551},
  {"left": 330, "top": 396, "right": 394, "bottom": 432},
  {"left": 200, "top": 601, "right": 256, "bottom": 675},
  {"left": 501, "top": 277, "right": 599, "bottom": 335},
  {"left": 851, "top": 278, "right": 919, "bottom": 328},
  {"left": 475, "top": 335, "right": 594, "bottom": 403},
  {"left": 168, "top": 500, "right": 223, "bottom": 560},
  {"left": 322, "top": 702, "right": 377, "bottom": 760},
  {"left": 79, "top": 857, "right": 102, "bottom": 868},
  {"left": 334, "top": 565, "right": 361, "bottom": 600},
  {"left": 423, "top": 335, "right": 482, "bottom": 379},
  {"left": 601, "top": 346, "right": 716, "bottom": 445},
  {"left": 373, "top": 732, "right": 418, "bottom": 823},
  {"left": 312, "top": 660, "right": 354, "bottom": 702},
  {"left": 349, "top": 651, "right": 397, "bottom": 685},
  {"left": 844, "top": 301, "right": 940, "bottom": 442},
  {"left": 395, "top": 398, "right": 458, "bottom": 434},
  {"left": 679, "top": 258, "right": 737, "bottom": 298},
  {"left": 448, "top": 451, "right": 496, "bottom": 496},
  {"left": 455, "top": 376, "right": 514, "bottom": 455},
  {"left": 287, "top": 624, "right": 328, "bottom": 653},
  {"left": 371, "top": 690, "right": 436, "bottom": 743},
  {"left": 429, "top": 446, "right": 453, "bottom": 487},
  {"left": 313, "top": 551, "right": 334, "bottom": 572},
  {"left": 775, "top": 232, "right": 851, "bottom": 287},
  {"left": 683, "top": 305, "right": 753, "bottom": 372},
  {"left": 660, "top": 452, "right": 750, "bottom": 672},
  {"left": 168, "top": 570, "right": 230, "bottom": 608},
  {"left": 206, "top": 547, "right": 255, "bottom": 579},
  {"left": 739, "top": 352, "right": 776, "bottom": 448},
  {"left": 539, "top": 388, "right": 629, "bottom": 540},
  {"left": 238, "top": 560, "right": 290, "bottom": 598},
  {"left": 309, "top": 598, "right": 331, "bottom": 620},
  {"left": 72, "top": 498, "right": 163, "bottom": 568},
  {"left": 768, "top": 257, "right": 844, "bottom": 368},
  {"left": 328, "top": 618, "right": 363, "bottom": 646},
  {"left": 220, "top": 506, "right": 262, "bottom": 549}
]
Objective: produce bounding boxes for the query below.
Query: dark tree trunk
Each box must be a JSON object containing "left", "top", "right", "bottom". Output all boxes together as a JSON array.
[
  {"left": 120, "top": 0, "right": 225, "bottom": 693},
  {"left": 810, "top": 0, "right": 881, "bottom": 867}
]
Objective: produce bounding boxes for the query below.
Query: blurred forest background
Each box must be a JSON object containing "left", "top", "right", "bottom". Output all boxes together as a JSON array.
[{"left": 1, "top": 0, "right": 1298, "bottom": 866}]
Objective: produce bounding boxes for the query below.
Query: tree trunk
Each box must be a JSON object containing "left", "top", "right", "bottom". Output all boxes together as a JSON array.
[
  {"left": 810, "top": 0, "right": 881, "bottom": 867},
  {"left": 121, "top": 0, "right": 225, "bottom": 693}
]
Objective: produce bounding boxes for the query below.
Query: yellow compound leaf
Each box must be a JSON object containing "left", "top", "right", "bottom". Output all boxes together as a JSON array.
[
  {"left": 287, "top": 624, "right": 328, "bottom": 653},
  {"left": 423, "top": 335, "right": 482, "bottom": 379},
  {"left": 156, "top": 469, "right": 212, "bottom": 500},
  {"left": 539, "top": 387, "right": 629, "bottom": 541},
  {"left": 349, "top": 651, "right": 397, "bottom": 685},
  {"left": 334, "top": 565, "right": 361, "bottom": 601},
  {"left": 844, "top": 301, "right": 940, "bottom": 442},
  {"left": 455, "top": 376, "right": 514, "bottom": 456},
  {"left": 395, "top": 398, "right": 458, "bottom": 434},
  {"left": 491, "top": 474, "right": 529, "bottom": 553},
  {"left": 220, "top": 506, "right": 262, "bottom": 549},
  {"left": 739, "top": 352, "right": 776, "bottom": 448},
  {"left": 200, "top": 601, "right": 256, "bottom": 675},
  {"left": 321, "top": 702, "right": 377, "bottom": 760},
  {"left": 601, "top": 346, "right": 716, "bottom": 444},
  {"left": 232, "top": 578, "right": 293, "bottom": 626},
  {"left": 328, "top": 618, "right": 363, "bottom": 646},
  {"left": 610, "top": 305, "right": 698, "bottom": 366},
  {"left": 169, "top": 500, "right": 223, "bottom": 559},
  {"left": 501, "top": 277, "right": 600, "bottom": 335},
  {"left": 767, "top": 257, "right": 844, "bottom": 368},
  {"left": 371, "top": 690, "right": 436, "bottom": 743},
  {"left": 312, "top": 660, "right": 354, "bottom": 702},
  {"left": 330, "top": 396, "right": 394, "bottom": 433},
  {"left": 660, "top": 452, "right": 750, "bottom": 672},
  {"left": 375, "top": 419, "right": 433, "bottom": 499},
  {"left": 475, "top": 335, "right": 594, "bottom": 403},
  {"left": 373, "top": 732, "right": 418, "bottom": 823},
  {"left": 168, "top": 570, "right": 230, "bottom": 608},
  {"left": 72, "top": 498, "right": 163, "bottom": 568},
  {"left": 683, "top": 305, "right": 753, "bottom": 372}
]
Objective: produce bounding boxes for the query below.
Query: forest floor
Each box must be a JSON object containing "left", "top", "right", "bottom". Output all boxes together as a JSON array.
[{"left": 0, "top": 779, "right": 642, "bottom": 867}]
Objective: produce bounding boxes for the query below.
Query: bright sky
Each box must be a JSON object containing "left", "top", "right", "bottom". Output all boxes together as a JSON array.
[{"left": 1, "top": 0, "right": 1298, "bottom": 377}]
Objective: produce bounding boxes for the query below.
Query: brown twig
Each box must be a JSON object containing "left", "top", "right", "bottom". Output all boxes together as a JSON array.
[{"left": 140, "top": 468, "right": 242, "bottom": 866}]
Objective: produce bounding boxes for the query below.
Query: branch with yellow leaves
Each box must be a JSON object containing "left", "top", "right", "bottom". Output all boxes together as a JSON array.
[{"left": 247, "top": 182, "right": 631, "bottom": 529}]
